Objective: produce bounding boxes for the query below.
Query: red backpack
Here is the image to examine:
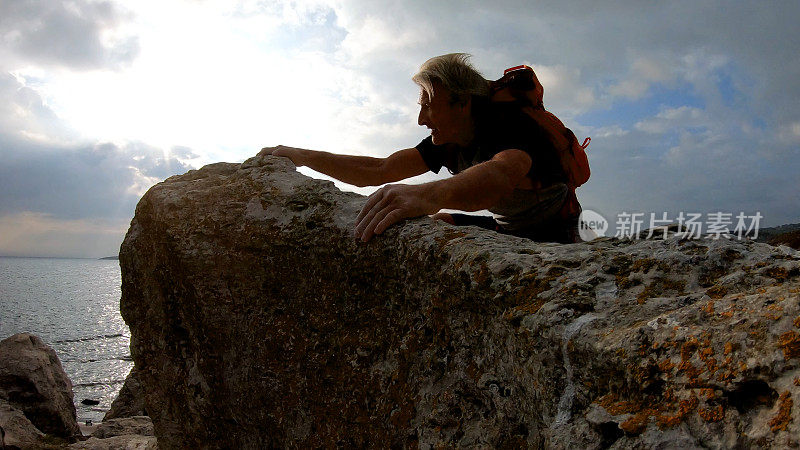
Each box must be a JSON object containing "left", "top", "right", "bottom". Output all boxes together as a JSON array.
[{"left": 490, "top": 65, "right": 590, "bottom": 215}]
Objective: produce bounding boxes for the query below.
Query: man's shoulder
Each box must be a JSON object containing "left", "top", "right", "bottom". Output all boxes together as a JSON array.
[
  {"left": 478, "top": 103, "right": 546, "bottom": 149},
  {"left": 482, "top": 101, "right": 543, "bottom": 131}
]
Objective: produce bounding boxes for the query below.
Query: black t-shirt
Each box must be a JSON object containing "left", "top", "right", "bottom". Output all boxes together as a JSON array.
[{"left": 415, "top": 102, "right": 566, "bottom": 186}]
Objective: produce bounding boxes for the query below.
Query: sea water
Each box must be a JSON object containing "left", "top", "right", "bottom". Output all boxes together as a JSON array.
[{"left": 0, "top": 256, "right": 132, "bottom": 424}]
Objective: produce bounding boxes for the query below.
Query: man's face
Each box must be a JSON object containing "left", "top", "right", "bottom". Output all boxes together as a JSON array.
[{"left": 417, "top": 80, "right": 473, "bottom": 146}]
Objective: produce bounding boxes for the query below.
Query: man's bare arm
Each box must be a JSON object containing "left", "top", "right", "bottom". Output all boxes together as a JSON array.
[
  {"left": 354, "top": 149, "right": 532, "bottom": 241},
  {"left": 429, "top": 149, "right": 532, "bottom": 211},
  {"left": 259, "top": 146, "right": 428, "bottom": 187}
]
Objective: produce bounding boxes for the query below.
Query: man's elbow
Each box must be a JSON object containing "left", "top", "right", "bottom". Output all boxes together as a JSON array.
[{"left": 351, "top": 180, "right": 374, "bottom": 188}]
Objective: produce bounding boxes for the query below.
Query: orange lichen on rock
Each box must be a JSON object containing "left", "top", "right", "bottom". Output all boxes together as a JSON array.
[
  {"left": 472, "top": 261, "right": 491, "bottom": 285},
  {"left": 512, "top": 272, "right": 554, "bottom": 304},
  {"left": 703, "top": 341, "right": 746, "bottom": 385},
  {"left": 698, "top": 404, "right": 724, "bottom": 422},
  {"left": 768, "top": 391, "right": 793, "bottom": 432},
  {"left": 434, "top": 229, "right": 468, "bottom": 247},
  {"left": 706, "top": 285, "right": 727, "bottom": 299},
  {"left": 794, "top": 316, "right": 800, "bottom": 328},
  {"left": 630, "top": 258, "right": 660, "bottom": 273},
  {"left": 704, "top": 356, "right": 718, "bottom": 373},
  {"left": 764, "top": 267, "right": 789, "bottom": 282},
  {"left": 503, "top": 298, "right": 547, "bottom": 320},
  {"left": 778, "top": 331, "right": 800, "bottom": 359},
  {"left": 717, "top": 367, "right": 737, "bottom": 383},
  {"left": 657, "top": 395, "right": 699, "bottom": 428},
  {"left": 678, "top": 360, "right": 703, "bottom": 380},
  {"left": 681, "top": 338, "right": 699, "bottom": 361},
  {"left": 724, "top": 342, "right": 735, "bottom": 355},
  {"left": 676, "top": 338, "right": 706, "bottom": 380},
  {"left": 659, "top": 358, "right": 676, "bottom": 372},
  {"left": 597, "top": 393, "right": 641, "bottom": 416},
  {"left": 699, "top": 388, "right": 716, "bottom": 400},
  {"left": 620, "top": 409, "right": 652, "bottom": 434},
  {"left": 663, "top": 387, "right": 676, "bottom": 403},
  {"left": 597, "top": 391, "right": 676, "bottom": 435},
  {"left": 764, "top": 303, "right": 784, "bottom": 320},
  {"left": 636, "top": 277, "right": 686, "bottom": 305},
  {"left": 702, "top": 300, "right": 716, "bottom": 314}
]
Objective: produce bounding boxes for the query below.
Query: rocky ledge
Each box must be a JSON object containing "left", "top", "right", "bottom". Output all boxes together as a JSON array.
[{"left": 120, "top": 154, "right": 800, "bottom": 449}]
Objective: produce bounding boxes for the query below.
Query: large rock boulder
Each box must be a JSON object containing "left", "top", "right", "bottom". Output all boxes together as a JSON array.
[
  {"left": 68, "top": 416, "right": 156, "bottom": 450},
  {"left": 91, "top": 416, "right": 154, "bottom": 440},
  {"left": 102, "top": 369, "right": 146, "bottom": 421},
  {"left": 1, "top": 400, "right": 49, "bottom": 449},
  {"left": 120, "top": 155, "right": 800, "bottom": 448},
  {"left": 0, "top": 333, "right": 80, "bottom": 440}
]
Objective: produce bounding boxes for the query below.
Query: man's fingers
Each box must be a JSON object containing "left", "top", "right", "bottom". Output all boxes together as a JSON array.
[
  {"left": 356, "top": 188, "right": 388, "bottom": 224},
  {"left": 360, "top": 203, "right": 396, "bottom": 242},
  {"left": 258, "top": 145, "right": 289, "bottom": 157},
  {"left": 355, "top": 194, "right": 387, "bottom": 237},
  {"left": 372, "top": 209, "right": 405, "bottom": 237},
  {"left": 356, "top": 189, "right": 384, "bottom": 223},
  {"left": 353, "top": 183, "right": 424, "bottom": 241}
]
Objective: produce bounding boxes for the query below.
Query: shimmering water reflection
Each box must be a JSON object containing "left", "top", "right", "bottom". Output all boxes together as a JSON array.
[{"left": 0, "top": 257, "right": 132, "bottom": 423}]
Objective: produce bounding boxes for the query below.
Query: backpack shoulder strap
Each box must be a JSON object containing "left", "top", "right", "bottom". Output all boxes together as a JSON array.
[{"left": 490, "top": 65, "right": 544, "bottom": 108}]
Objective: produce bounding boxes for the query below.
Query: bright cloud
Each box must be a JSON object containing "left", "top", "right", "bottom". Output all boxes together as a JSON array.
[
  {"left": 608, "top": 57, "right": 677, "bottom": 100},
  {"left": 0, "top": 0, "right": 138, "bottom": 69},
  {"left": 1, "top": 0, "right": 799, "bottom": 257}
]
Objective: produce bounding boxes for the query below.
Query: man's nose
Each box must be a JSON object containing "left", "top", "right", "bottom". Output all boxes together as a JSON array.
[{"left": 418, "top": 108, "right": 428, "bottom": 127}]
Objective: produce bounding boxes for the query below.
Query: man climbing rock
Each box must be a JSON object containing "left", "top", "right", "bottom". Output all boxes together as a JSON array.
[{"left": 260, "top": 53, "right": 584, "bottom": 243}]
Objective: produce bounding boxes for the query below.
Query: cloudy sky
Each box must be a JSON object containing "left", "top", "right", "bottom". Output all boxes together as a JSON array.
[{"left": 1, "top": 0, "right": 798, "bottom": 257}]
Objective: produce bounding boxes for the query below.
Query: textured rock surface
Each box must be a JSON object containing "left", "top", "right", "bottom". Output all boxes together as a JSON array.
[
  {"left": 769, "top": 230, "right": 800, "bottom": 250},
  {"left": 103, "top": 369, "right": 146, "bottom": 421},
  {"left": 92, "top": 416, "right": 153, "bottom": 439},
  {"left": 68, "top": 416, "right": 157, "bottom": 450},
  {"left": 758, "top": 223, "right": 800, "bottom": 247},
  {"left": 69, "top": 417, "right": 156, "bottom": 450},
  {"left": 0, "top": 333, "right": 80, "bottom": 440},
  {"left": 69, "top": 434, "right": 157, "bottom": 450},
  {"left": 0, "top": 400, "right": 51, "bottom": 449},
  {"left": 120, "top": 155, "right": 800, "bottom": 448}
]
